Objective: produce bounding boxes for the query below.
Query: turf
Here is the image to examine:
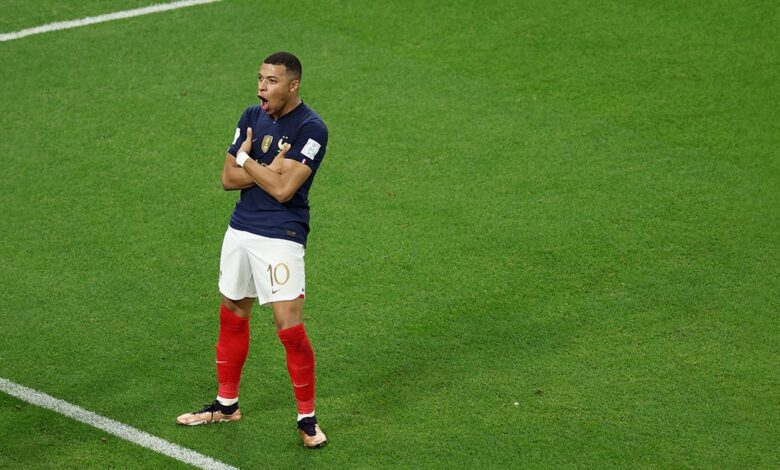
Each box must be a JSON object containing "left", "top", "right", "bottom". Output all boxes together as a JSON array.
[{"left": 1, "top": 0, "right": 778, "bottom": 468}]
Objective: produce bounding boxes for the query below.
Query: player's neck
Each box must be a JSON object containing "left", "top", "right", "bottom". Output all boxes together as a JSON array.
[{"left": 272, "top": 97, "right": 303, "bottom": 121}]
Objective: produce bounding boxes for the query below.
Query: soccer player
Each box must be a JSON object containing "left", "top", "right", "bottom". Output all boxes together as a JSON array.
[{"left": 176, "top": 52, "right": 328, "bottom": 448}]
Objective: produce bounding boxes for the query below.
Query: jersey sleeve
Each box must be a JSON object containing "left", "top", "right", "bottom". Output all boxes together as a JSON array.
[
  {"left": 286, "top": 121, "right": 328, "bottom": 170},
  {"left": 226, "top": 107, "right": 252, "bottom": 156}
]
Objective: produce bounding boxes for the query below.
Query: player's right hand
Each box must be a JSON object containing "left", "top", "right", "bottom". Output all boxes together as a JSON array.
[{"left": 267, "top": 143, "right": 291, "bottom": 173}]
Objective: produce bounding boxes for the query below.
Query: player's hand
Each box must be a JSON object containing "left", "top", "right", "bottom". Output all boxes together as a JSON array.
[
  {"left": 267, "top": 143, "right": 291, "bottom": 173},
  {"left": 239, "top": 127, "right": 254, "bottom": 155}
]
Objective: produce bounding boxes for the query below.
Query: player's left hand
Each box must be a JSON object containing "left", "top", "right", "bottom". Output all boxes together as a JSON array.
[{"left": 239, "top": 127, "right": 254, "bottom": 154}]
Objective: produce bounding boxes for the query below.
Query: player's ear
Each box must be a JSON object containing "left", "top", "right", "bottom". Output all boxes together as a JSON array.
[{"left": 289, "top": 79, "right": 300, "bottom": 93}]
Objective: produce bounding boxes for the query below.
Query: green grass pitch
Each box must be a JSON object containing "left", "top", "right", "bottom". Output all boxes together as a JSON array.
[{"left": 1, "top": 0, "right": 778, "bottom": 467}]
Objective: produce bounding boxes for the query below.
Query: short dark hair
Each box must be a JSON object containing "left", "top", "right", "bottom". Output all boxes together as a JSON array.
[{"left": 263, "top": 52, "right": 302, "bottom": 80}]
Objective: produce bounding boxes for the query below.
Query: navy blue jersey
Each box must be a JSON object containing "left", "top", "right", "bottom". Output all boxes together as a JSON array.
[{"left": 226, "top": 102, "right": 328, "bottom": 246}]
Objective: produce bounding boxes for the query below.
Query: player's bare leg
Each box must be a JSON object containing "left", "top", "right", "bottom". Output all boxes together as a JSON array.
[
  {"left": 272, "top": 297, "right": 304, "bottom": 329},
  {"left": 274, "top": 298, "right": 327, "bottom": 448},
  {"left": 223, "top": 296, "right": 254, "bottom": 318},
  {"left": 175, "top": 296, "right": 253, "bottom": 426}
]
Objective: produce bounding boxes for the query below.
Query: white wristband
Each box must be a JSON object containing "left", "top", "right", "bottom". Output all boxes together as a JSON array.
[{"left": 236, "top": 151, "right": 250, "bottom": 167}]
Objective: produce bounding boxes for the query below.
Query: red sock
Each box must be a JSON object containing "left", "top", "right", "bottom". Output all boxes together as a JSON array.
[
  {"left": 277, "top": 323, "right": 316, "bottom": 414},
  {"left": 216, "top": 305, "right": 250, "bottom": 399}
]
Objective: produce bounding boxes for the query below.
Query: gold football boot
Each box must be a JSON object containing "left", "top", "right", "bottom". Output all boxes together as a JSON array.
[
  {"left": 297, "top": 416, "right": 328, "bottom": 448},
  {"left": 176, "top": 400, "right": 242, "bottom": 426}
]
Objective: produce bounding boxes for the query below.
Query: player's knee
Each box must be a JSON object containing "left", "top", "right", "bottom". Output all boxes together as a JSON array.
[
  {"left": 272, "top": 300, "right": 304, "bottom": 330},
  {"left": 221, "top": 296, "right": 253, "bottom": 318}
]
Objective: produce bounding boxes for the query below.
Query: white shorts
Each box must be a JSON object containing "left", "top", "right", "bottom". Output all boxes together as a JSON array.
[{"left": 218, "top": 226, "right": 306, "bottom": 306}]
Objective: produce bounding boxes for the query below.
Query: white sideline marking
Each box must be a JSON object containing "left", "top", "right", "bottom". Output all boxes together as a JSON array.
[
  {"left": 0, "top": 0, "right": 222, "bottom": 42},
  {"left": 0, "top": 377, "right": 238, "bottom": 470}
]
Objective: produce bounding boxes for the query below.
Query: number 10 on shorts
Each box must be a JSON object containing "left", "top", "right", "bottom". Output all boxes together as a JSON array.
[{"left": 267, "top": 263, "right": 290, "bottom": 288}]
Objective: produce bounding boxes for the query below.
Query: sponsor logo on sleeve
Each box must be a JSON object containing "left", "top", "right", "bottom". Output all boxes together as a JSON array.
[{"left": 301, "top": 139, "right": 321, "bottom": 159}]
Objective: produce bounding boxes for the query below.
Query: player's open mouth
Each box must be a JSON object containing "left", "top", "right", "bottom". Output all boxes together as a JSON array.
[{"left": 259, "top": 97, "right": 269, "bottom": 111}]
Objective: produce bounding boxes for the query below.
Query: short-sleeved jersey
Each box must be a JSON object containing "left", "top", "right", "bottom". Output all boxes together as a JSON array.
[{"left": 226, "top": 102, "right": 328, "bottom": 246}]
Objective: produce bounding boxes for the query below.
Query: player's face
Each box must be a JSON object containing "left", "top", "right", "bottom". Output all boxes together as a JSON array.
[{"left": 257, "top": 63, "right": 299, "bottom": 119}]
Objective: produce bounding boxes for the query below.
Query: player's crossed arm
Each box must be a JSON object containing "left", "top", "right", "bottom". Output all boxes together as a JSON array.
[
  {"left": 222, "top": 127, "right": 312, "bottom": 203},
  {"left": 221, "top": 127, "right": 288, "bottom": 190},
  {"left": 222, "top": 152, "right": 254, "bottom": 190}
]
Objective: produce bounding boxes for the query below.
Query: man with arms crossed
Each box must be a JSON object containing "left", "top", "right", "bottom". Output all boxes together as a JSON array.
[{"left": 176, "top": 52, "right": 328, "bottom": 448}]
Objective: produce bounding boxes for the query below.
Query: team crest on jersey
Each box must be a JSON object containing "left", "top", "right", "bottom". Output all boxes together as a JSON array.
[
  {"left": 261, "top": 135, "right": 273, "bottom": 153},
  {"left": 278, "top": 136, "right": 289, "bottom": 150}
]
